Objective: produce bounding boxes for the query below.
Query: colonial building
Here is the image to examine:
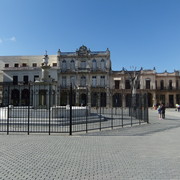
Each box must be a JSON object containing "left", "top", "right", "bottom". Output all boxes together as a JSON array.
[{"left": 0, "top": 45, "right": 180, "bottom": 107}]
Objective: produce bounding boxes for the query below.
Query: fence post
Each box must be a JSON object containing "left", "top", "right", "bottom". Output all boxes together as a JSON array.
[
  {"left": 7, "top": 85, "right": 10, "bottom": 135},
  {"left": 111, "top": 107, "right": 113, "bottom": 129},
  {"left": 99, "top": 92, "right": 101, "bottom": 131},
  {"left": 121, "top": 95, "right": 124, "bottom": 128},
  {"left": 28, "top": 83, "right": 30, "bottom": 135},
  {"left": 86, "top": 86, "right": 88, "bottom": 133},
  {"left": 49, "top": 84, "right": 51, "bottom": 135},
  {"left": 69, "top": 84, "right": 72, "bottom": 135},
  {"left": 130, "top": 95, "right": 133, "bottom": 127},
  {"left": 145, "top": 93, "right": 149, "bottom": 123}
]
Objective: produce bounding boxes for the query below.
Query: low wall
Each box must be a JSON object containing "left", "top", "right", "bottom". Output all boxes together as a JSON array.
[
  {"left": 0, "top": 107, "right": 8, "bottom": 119},
  {"left": 0, "top": 106, "right": 88, "bottom": 119}
]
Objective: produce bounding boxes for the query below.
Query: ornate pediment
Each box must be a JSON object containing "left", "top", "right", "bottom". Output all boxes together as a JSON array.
[{"left": 76, "top": 45, "right": 90, "bottom": 56}]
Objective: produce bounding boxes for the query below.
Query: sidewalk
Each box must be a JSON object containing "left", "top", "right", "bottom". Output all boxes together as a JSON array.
[
  {"left": 81, "top": 108, "right": 180, "bottom": 136},
  {"left": 0, "top": 108, "right": 180, "bottom": 180}
]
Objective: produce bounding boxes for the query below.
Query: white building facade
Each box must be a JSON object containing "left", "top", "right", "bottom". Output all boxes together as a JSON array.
[{"left": 0, "top": 45, "right": 180, "bottom": 107}]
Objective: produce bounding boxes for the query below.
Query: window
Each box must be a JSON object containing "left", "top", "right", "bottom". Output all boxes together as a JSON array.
[
  {"left": 80, "top": 76, "right": 86, "bottom": 86},
  {"left": 137, "top": 81, "right": 140, "bottom": 89},
  {"left": 53, "top": 63, "right": 57, "bottom": 67},
  {"left": 176, "top": 80, "right": 179, "bottom": 90},
  {"left": 92, "top": 59, "right": 97, "bottom": 70},
  {"left": 92, "top": 76, "right": 97, "bottom": 87},
  {"left": 146, "top": 79, "right": 151, "bottom": 89},
  {"left": 32, "top": 63, "right": 37, "bottom": 67},
  {"left": 13, "top": 76, "right": 18, "bottom": 85},
  {"left": 14, "top": 63, "right": 19, "bottom": 67},
  {"left": 70, "top": 76, "right": 75, "bottom": 86},
  {"left": 23, "top": 76, "right": 28, "bottom": 85},
  {"left": 101, "top": 59, "right": 105, "bottom": 70},
  {"left": 125, "top": 80, "right": 131, "bottom": 89},
  {"left": 100, "top": 76, "right": 105, "bottom": 87},
  {"left": 5, "top": 64, "right": 9, "bottom": 68},
  {"left": 81, "top": 61, "right": 86, "bottom": 69},
  {"left": 22, "top": 63, "right": 27, "bottom": 67},
  {"left": 34, "top": 75, "right": 39, "bottom": 82},
  {"left": 115, "top": 80, "right": 120, "bottom": 89},
  {"left": 62, "top": 60, "right": 67, "bottom": 71},
  {"left": 160, "top": 80, "right": 164, "bottom": 90},
  {"left": 155, "top": 80, "right": 157, "bottom": 89},
  {"left": 169, "top": 80, "right": 173, "bottom": 90},
  {"left": 70, "top": 60, "right": 75, "bottom": 70},
  {"left": 62, "top": 76, "right": 66, "bottom": 87}
]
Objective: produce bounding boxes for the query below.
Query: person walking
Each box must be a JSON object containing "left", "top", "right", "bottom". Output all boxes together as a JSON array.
[
  {"left": 161, "top": 103, "right": 166, "bottom": 119},
  {"left": 157, "top": 104, "right": 162, "bottom": 119}
]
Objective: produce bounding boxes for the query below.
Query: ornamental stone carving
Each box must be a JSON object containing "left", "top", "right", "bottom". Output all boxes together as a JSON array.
[{"left": 76, "top": 45, "right": 90, "bottom": 56}]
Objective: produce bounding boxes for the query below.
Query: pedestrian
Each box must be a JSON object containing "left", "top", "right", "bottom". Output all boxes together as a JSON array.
[
  {"left": 157, "top": 104, "right": 162, "bottom": 119},
  {"left": 161, "top": 103, "right": 166, "bottom": 119},
  {"left": 175, "top": 104, "right": 179, "bottom": 111},
  {"left": 178, "top": 105, "right": 180, "bottom": 112}
]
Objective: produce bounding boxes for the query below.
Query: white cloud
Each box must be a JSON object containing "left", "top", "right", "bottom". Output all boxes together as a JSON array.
[
  {"left": 0, "top": 36, "right": 16, "bottom": 43},
  {"left": 9, "top": 36, "right": 16, "bottom": 42}
]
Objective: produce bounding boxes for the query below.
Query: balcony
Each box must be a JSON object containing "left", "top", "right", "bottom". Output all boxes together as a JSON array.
[
  {"left": 91, "top": 85, "right": 107, "bottom": 89},
  {"left": 155, "top": 87, "right": 180, "bottom": 91},
  {"left": 3, "top": 66, "right": 40, "bottom": 71},
  {"left": 90, "top": 67, "right": 108, "bottom": 73},
  {"left": 78, "top": 68, "right": 90, "bottom": 72}
]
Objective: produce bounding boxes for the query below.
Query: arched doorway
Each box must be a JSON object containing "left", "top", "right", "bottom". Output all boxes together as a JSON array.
[
  {"left": 11, "top": 89, "right": 20, "bottom": 106},
  {"left": 80, "top": 93, "right": 87, "bottom": 106},
  {"left": 91, "top": 92, "right": 98, "bottom": 107},
  {"left": 60, "top": 91, "right": 67, "bottom": 106},
  {"left": 21, "top": 89, "right": 30, "bottom": 105},
  {"left": 112, "top": 93, "right": 122, "bottom": 107},
  {"left": 100, "top": 92, "right": 106, "bottom": 107},
  {"left": 125, "top": 94, "right": 131, "bottom": 107}
]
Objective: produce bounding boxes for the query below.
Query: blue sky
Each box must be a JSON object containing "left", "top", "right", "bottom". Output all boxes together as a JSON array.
[{"left": 0, "top": 0, "right": 180, "bottom": 72}]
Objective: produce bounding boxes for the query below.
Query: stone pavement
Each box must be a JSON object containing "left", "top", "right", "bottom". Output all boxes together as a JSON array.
[{"left": 0, "top": 109, "right": 180, "bottom": 180}]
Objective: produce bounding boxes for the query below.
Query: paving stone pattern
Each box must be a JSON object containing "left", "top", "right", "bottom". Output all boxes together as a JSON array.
[{"left": 0, "top": 109, "right": 180, "bottom": 179}]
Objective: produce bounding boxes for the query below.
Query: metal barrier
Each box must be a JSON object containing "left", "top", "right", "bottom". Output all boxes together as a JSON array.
[{"left": 0, "top": 83, "right": 149, "bottom": 135}]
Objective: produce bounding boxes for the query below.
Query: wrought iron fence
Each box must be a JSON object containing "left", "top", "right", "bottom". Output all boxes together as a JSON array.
[{"left": 0, "top": 83, "right": 149, "bottom": 135}]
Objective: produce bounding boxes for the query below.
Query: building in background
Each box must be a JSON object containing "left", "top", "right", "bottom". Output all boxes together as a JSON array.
[{"left": 0, "top": 45, "right": 180, "bottom": 107}]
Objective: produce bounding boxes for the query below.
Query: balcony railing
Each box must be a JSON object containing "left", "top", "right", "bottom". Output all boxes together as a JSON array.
[
  {"left": 3, "top": 66, "right": 40, "bottom": 71},
  {"left": 156, "top": 87, "right": 180, "bottom": 90}
]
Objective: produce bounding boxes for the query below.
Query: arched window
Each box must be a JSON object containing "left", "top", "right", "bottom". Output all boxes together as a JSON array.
[
  {"left": 80, "top": 76, "right": 86, "bottom": 86},
  {"left": 101, "top": 59, "right": 106, "bottom": 70},
  {"left": 70, "top": 60, "right": 75, "bottom": 70},
  {"left": 62, "top": 60, "right": 67, "bottom": 71},
  {"left": 92, "top": 59, "right": 97, "bottom": 70}
]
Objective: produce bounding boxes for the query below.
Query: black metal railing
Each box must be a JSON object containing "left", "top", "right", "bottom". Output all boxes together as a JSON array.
[{"left": 0, "top": 83, "right": 149, "bottom": 135}]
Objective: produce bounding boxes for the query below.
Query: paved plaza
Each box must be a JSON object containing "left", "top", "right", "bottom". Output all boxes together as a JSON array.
[{"left": 0, "top": 109, "right": 180, "bottom": 180}]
